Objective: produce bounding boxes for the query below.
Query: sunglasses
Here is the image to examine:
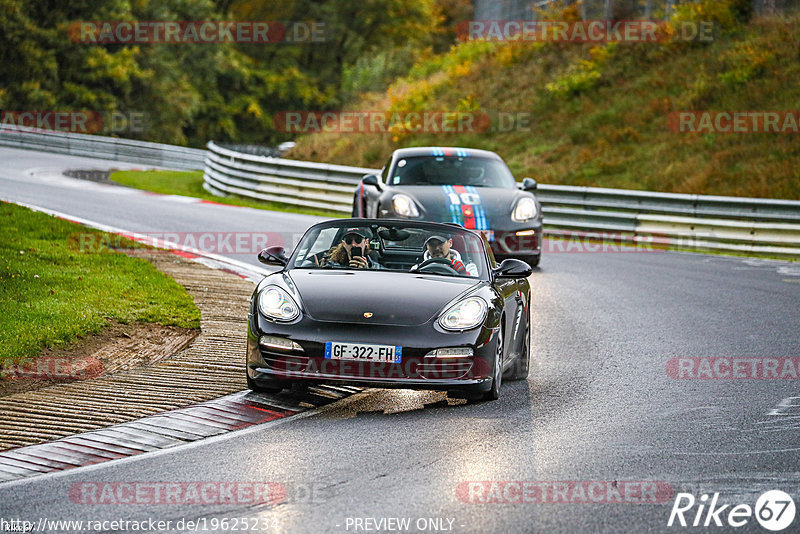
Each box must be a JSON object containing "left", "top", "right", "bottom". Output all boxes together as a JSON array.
[{"left": 344, "top": 236, "right": 364, "bottom": 245}]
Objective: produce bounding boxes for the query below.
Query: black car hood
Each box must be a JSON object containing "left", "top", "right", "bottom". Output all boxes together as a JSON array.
[
  {"left": 288, "top": 270, "right": 482, "bottom": 326},
  {"left": 394, "top": 185, "right": 524, "bottom": 225}
]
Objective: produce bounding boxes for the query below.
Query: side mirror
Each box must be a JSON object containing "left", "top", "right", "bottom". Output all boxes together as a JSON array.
[
  {"left": 521, "top": 177, "right": 537, "bottom": 191},
  {"left": 362, "top": 174, "right": 382, "bottom": 191},
  {"left": 258, "top": 246, "right": 288, "bottom": 267},
  {"left": 494, "top": 258, "right": 532, "bottom": 279}
]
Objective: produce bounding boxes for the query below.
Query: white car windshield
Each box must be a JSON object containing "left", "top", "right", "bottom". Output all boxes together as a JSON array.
[
  {"left": 389, "top": 155, "right": 516, "bottom": 188},
  {"left": 291, "top": 221, "right": 489, "bottom": 278}
]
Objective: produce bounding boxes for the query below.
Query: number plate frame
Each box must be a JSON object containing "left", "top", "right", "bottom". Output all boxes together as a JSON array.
[{"left": 324, "top": 342, "right": 402, "bottom": 363}]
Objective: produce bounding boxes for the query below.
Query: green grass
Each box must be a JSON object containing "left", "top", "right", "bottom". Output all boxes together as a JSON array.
[
  {"left": 0, "top": 202, "right": 201, "bottom": 364},
  {"left": 288, "top": 6, "right": 800, "bottom": 201},
  {"left": 111, "top": 170, "right": 343, "bottom": 218}
]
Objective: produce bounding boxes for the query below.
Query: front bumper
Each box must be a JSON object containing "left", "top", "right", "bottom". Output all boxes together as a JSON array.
[
  {"left": 488, "top": 224, "right": 542, "bottom": 258},
  {"left": 246, "top": 314, "right": 498, "bottom": 393}
]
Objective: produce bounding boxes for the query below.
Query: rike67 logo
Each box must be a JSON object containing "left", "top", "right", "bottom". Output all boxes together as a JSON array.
[{"left": 668, "top": 490, "right": 796, "bottom": 531}]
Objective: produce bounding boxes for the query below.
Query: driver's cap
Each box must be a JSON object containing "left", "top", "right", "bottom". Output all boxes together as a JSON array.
[
  {"left": 424, "top": 235, "right": 449, "bottom": 247},
  {"left": 343, "top": 228, "right": 367, "bottom": 239}
]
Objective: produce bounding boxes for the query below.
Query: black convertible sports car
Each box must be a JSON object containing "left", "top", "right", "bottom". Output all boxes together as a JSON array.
[
  {"left": 352, "top": 147, "right": 543, "bottom": 267},
  {"left": 247, "top": 218, "right": 532, "bottom": 401}
]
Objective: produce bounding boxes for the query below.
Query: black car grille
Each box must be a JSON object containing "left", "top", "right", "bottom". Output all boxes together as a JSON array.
[
  {"left": 417, "top": 358, "right": 474, "bottom": 380},
  {"left": 261, "top": 353, "right": 311, "bottom": 372}
]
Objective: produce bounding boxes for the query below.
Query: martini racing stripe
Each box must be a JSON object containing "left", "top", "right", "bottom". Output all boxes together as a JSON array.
[
  {"left": 466, "top": 186, "right": 489, "bottom": 230},
  {"left": 441, "top": 185, "right": 489, "bottom": 230},
  {"left": 431, "top": 147, "right": 472, "bottom": 157},
  {"left": 442, "top": 185, "right": 464, "bottom": 226},
  {"left": 453, "top": 185, "right": 476, "bottom": 229}
]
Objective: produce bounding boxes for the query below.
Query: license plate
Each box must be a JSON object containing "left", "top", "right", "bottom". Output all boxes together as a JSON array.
[
  {"left": 324, "top": 342, "right": 402, "bottom": 363},
  {"left": 478, "top": 230, "right": 495, "bottom": 242}
]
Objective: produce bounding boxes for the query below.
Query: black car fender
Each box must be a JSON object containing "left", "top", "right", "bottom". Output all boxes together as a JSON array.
[{"left": 352, "top": 178, "right": 383, "bottom": 218}]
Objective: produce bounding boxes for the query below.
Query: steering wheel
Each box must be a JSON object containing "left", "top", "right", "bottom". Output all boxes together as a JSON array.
[{"left": 415, "top": 257, "right": 460, "bottom": 275}]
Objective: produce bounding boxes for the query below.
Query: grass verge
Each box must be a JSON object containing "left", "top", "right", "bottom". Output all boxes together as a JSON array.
[
  {"left": 0, "top": 202, "right": 201, "bottom": 364},
  {"left": 287, "top": 5, "right": 800, "bottom": 200},
  {"left": 111, "top": 169, "right": 343, "bottom": 218}
]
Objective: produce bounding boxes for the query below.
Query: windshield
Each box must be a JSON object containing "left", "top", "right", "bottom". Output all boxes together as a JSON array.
[
  {"left": 389, "top": 155, "right": 516, "bottom": 188},
  {"left": 290, "top": 220, "right": 488, "bottom": 279}
]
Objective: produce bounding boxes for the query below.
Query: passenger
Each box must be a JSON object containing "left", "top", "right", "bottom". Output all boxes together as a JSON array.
[{"left": 321, "top": 228, "right": 381, "bottom": 269}]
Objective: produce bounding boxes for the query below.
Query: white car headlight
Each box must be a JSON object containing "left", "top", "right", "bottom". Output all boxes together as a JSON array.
[
  {"left": 512, "top": 197, "right": 537, "bottom": 222},
  {"left": 439, "top": 296, "right": 488, "bottom": 331},
  {"left": 258, "top": 286, "right": 300, "bottom": 322},
  {"left": 392, "top": 194, "right": 419, "bottom": 217}
]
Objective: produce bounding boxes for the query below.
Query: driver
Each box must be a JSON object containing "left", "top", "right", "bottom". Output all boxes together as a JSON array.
[
  {"left": 320, "top": 228, "right": 381, "bottom": 269},
  {"left": 415, "top": 235, "right": 478, "bottom": 276}
]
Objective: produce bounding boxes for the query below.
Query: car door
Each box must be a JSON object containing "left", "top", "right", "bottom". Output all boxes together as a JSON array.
[
  {"left": 511, "top": 277, "right": 529, "bottom": 355},
  {"left": 488, "top": 248, "right": 521, "bottom": 367}
]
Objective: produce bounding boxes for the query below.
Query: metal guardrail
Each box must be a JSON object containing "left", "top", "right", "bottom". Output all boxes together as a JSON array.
[
  {"left": 203, "top": 141, "right": 370, "bottom": 212},
  {"left": 0, "top": 124, "right": 204, "bottom": 170},
  {"left": 203, "top": 142, "right": 800, "bottom": 257},
  {"left": 1, "top": 127, "right": 796, "bottom": 257}
]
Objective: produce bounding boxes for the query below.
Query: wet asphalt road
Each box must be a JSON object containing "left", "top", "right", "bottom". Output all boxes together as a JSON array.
[{"left": 1, "top": 147, "right": 800, "bottom": 533}]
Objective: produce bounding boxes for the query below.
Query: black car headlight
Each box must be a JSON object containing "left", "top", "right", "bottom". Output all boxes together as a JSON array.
[
  {"left": 439, "top": 296, "right": 488, "bottom": 331},
  {"left": 512, "top": 197, "right": 537, "bottom": 222},
  {"left": 258, "top": 285, "right": 300, "bottom": 322},
  {"left": 392, "top": 194, "right": 419, "bottom": 217}
]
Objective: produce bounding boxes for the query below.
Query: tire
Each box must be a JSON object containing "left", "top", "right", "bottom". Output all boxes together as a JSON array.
[
  {"left": 482, "top": 325, "right": 504, "bottom": 401},
  {"left": 351, "top": 194, "right": 361, "bottom": 217},
  {"left": 508, "top": 320, "right": 530, "bottom": 380},
  {"left": 524, "top": 254, "right": 541, "bottom": 268},
  {"left": 247, "top": 374, "right": 284, "bottom": 394}
]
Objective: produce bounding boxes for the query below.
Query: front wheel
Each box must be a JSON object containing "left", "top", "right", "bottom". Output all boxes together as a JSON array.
[{"left": 247, "top": 374, "right": 284, "bottom": 394}]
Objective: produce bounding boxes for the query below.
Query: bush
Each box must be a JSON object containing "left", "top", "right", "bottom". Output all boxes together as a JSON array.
[{"left": 670, "top": 0, "right": 751, "bottom": 31}]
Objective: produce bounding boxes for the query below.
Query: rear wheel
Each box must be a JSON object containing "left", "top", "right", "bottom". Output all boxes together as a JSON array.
[
  {"left": 508, "top": 320, "right": 530, "bottom": 380},
  {"left": 482, "top": 326, "right": 504, "bottom": 401}
]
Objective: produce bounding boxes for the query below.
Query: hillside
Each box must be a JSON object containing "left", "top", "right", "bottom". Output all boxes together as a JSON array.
[{"left": 287, "top": 3, "right": 800, "bottom": 199}]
